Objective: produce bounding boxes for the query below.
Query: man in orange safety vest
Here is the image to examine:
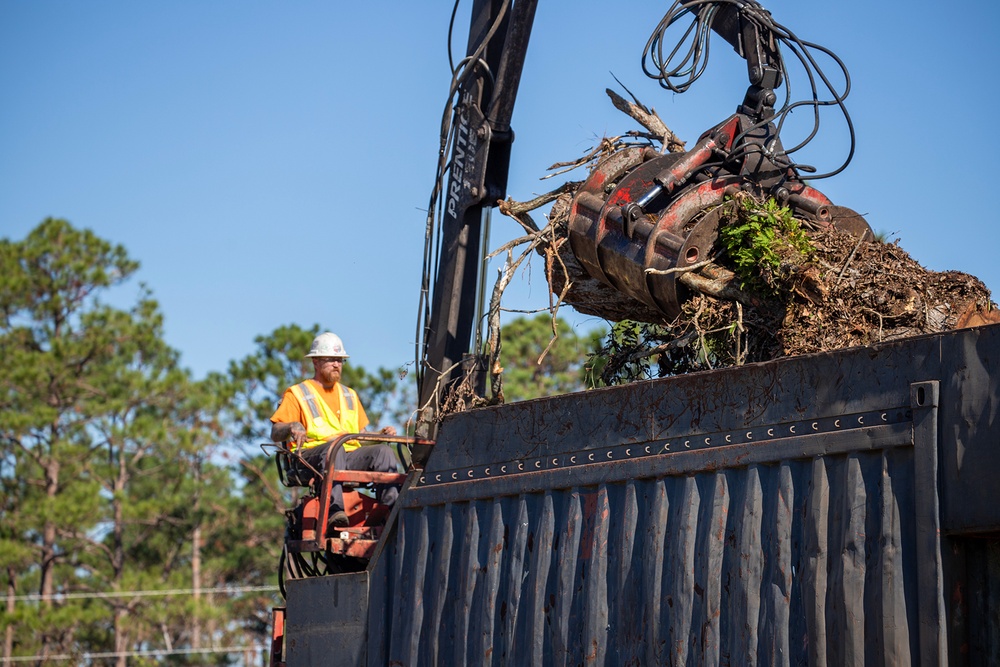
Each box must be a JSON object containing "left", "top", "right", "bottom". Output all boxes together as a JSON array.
[{"left": 270, "top": 332, "right": 399, "bottom": 527}]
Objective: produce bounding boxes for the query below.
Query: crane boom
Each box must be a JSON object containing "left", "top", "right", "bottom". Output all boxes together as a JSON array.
[{"left": 415, "top": 0, "right": 538, "bottom": 454}]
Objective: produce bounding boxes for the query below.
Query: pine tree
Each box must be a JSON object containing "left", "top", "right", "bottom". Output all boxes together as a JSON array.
[
  {"left": 497, "top": 314, "right": 606, "bottom": 401},
  {"left": 0, "top": 219, "right": 224, "bottom": 662}
]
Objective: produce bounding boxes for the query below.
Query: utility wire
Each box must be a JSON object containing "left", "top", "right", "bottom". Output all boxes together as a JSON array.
[
  {"left": 0, "top": 645, "right": 268, "bottom": 664},
  {"left": 9, "top": 584, "right": 277, "bottom": 603}
]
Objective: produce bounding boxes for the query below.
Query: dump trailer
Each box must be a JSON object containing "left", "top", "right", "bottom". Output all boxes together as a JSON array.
[
  {"left": 280, "top": 323, "right": 1000, "bottom": 665},
  {"left": 274, "top": 4, "right": 999, "bottom": 662}
]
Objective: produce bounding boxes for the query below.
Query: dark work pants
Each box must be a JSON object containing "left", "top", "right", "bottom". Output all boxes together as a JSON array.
[{"left": 301, "top": 443, "right": 400, "bottom": 511}]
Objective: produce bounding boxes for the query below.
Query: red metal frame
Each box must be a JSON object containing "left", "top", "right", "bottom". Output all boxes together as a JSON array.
[
  {"left": 269, "top": 606, "right": 286, "bottom": 667},
  {"left": 567, "top": 109, "right": 867, "bottom": 320},
  {"left": 287, "top": 433, "right": 433, "bottom": 555}
]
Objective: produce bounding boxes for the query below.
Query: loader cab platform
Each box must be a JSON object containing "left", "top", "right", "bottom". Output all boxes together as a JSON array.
[
  {"left": 266, "top": 433, "right": 431, "bottom": 580},
  {"left": 267, "top": 433, "right": 432, "bottom": 667}
]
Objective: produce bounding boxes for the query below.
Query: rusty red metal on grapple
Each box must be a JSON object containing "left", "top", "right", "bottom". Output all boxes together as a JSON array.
[
  {"left": 567, "top": 108, "right": 871, "bottom": 321},
  {"left": 559, "top": 0, "right": 874, "bottom": 321}
]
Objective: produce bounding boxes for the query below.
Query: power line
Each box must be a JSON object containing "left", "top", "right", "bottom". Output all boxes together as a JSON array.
[
  {"left": 10, "top": 584, "right": 277, "bottom": 603},
  {"left": 0, "top": 645, "right": 268, "bottom": 664}
]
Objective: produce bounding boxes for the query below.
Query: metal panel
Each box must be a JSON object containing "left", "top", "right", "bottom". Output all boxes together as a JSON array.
[
  {"left": 286, "top": 325, "right": 1000, "bottom": 665},
  {"left": 368, "top": 328, "right": 1000, "bottom": 665},
  {"left": 913, "top": 381, "right": 947, "bottom": 666},
  {"left": 382, "top": 438, "right": 934, "bottom": 665},
  {"left": 937, "top": 326, "right": 1000, "bottom": 533},
  {"left": 415, "top": 325, "right": 1000, "bottom": 533},
  {"left": 961, "top": 537, "right": 1000, "bottom": 665},
  {"left": 285, "top": 572, "right": 369, "bottom": 667},
  {"left": 378, "top": 397, "right": 946, "bottom": 665}
]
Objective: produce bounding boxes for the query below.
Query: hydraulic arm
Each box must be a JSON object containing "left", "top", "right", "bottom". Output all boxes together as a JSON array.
[
  {"left": 416, "top": 0, "right": 538, "bottom": 451},
  {"left": 417, "top": 0, "right": 867, "bottom": 444}
]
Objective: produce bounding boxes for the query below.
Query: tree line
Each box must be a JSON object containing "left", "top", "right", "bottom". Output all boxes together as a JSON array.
[{"left": 0, "top": 219, "right": 606, "bottom": 665}]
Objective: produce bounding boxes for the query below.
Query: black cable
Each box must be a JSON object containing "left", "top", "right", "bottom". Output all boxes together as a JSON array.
[
  {"left": 643, "top": 0, "right": 855, "bottom": 181},
  {"left": 416, "top": 0, "right": 510, "bottom": 390},
  {"left": 447, "top": 0, "right": 461, "bottom": 74},
  {"left": 277, "top": 547, "right": 288, "bottom": 599}
]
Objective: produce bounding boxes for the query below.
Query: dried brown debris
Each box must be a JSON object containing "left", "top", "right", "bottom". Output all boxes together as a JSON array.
[
  {"left": 519, "top": 186, "right": 999, "bottom": 374},
  {"left": 495, "top": 94, "right": 998, "bottom": 377},
  {"left": 776, "top": 228, "right": 999, "bottom": 356}
]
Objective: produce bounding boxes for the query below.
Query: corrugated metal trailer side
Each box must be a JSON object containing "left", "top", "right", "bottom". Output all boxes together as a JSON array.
[{"left": 284, "top": 324, "right": 1000, "bottom": 666}]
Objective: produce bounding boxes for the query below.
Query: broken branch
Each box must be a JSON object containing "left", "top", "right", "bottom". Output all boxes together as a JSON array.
[{"left": 606, "top": 88, "right": 686, "bottom": 153}]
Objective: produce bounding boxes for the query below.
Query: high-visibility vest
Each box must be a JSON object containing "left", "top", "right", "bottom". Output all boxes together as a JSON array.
[{"left": 288, "top": 381, "right": 363, "bottom": 452}]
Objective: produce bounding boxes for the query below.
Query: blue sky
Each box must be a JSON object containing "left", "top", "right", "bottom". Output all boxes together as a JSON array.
[{"left": 3, "top": 0, "right": 998, "bottom": 381}]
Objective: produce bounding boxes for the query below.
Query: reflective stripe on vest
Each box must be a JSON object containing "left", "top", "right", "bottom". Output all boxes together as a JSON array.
[{"left": 289, "top": 381, "right": 361, "bottom": 452}]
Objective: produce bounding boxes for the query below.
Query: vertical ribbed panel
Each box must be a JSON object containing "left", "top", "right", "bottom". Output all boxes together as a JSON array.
[
  {"left": 527, "top": 493, "right": 554, "bottom": 665},
  {"left": 802, "top": 456, "right": 829, "bottom": 666},
  {"left": 501, "top": 497, "right": 529, "bottom": 661},
  {"left": 667, "top": 476, "right": 697, "bottom": 666},
  {"left": 454, "top": 502, "right": 479, "bottom": 666},
  {"left": 877, "top": 450, "right": 911, "bottom": 664},
  {"left": 386, "top": 449, "right": 920, "bottom": 666},
  {"left": 698, "top": 472, "right": 727, "bottom": 667},
  {"left": 643, "top": 480, "right": 668, "bottom": 665},
  {"left": 760, "top": 463, "right": 792, "bottom": 667},
  {"left": 608, "top": 482, "right": 639, "bottom": 664}
]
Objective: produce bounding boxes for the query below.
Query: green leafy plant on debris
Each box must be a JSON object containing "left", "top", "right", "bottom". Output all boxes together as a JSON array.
[
  {"left": 591, "top": 194, "right": 817, "bottom": 385},
  {"left": 716, "top": 193, "right": 815, "bottom": 294}
]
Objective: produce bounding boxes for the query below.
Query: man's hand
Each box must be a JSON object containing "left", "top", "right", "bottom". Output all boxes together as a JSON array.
[
  {"left": 379, "top": 425, "right": 397, "bottom": 437},
  {"left": 289, "top": 423, "right": 307, "bottom": 447},
  {"left": 272, "top": 421, "right": 307, "bottom": 448}
]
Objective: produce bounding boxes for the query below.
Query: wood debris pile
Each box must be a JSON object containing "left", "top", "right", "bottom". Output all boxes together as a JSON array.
[
  {"left": 497, "top": 93, "right": 998, "bottom": 377},
  {"left": 774, "top": 226, "right": 997, "bottom": 355}
]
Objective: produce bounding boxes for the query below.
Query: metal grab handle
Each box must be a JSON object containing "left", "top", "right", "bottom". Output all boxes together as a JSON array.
[
  {"left": 260, "top": 442, "right": 324, "bottom": 487},
  {"left": 313, "top": 434, "right": 434, "bottom": 547}
]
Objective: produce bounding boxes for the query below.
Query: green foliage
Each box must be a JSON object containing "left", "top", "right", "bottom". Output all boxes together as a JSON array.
[
  {"left": 590, "top": 320, "right": 649, "bottom": 385},
  {"left": 1, "top": 219, "right": 272, "bottom": 663},
  {"left": 214, "top": 323, "right": 321, "bottom": 443},
  {"left": 716, "top": 194, "right": 815, "bottom": 294},
  {"left": 497, "top": 314, "right": 606, "bottom": 401},
  {"left": 0, "top": 220, "right": 423, "bottom": 662},
  {"left": 589, "top": 319, "right": 707, "bottom": 385},
  {"left": 591, "top": 195, "right": 819, "bottom": 386},
  {"left": 341, "top": 363, "right": 413, "bottom": 430}
]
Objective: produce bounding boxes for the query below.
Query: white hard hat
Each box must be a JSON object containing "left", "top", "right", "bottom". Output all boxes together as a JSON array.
[{"left": 305, "top": 332, "right": 349, "bottom": 358}]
